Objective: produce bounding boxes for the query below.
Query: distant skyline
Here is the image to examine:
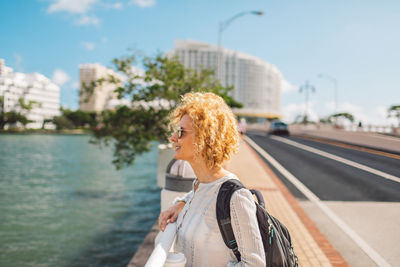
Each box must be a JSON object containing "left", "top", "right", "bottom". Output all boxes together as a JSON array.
[{"left": 1, "top": 0, "right": 399, "bottom": 125}]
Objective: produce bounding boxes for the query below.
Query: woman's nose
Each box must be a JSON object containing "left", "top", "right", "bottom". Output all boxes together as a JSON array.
[{"left": 169, "top": 132, "right": 177, "bottom": 143}]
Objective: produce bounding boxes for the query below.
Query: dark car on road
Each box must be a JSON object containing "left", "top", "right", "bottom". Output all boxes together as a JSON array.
[{"left": 268, "top": 121, "right": 290, "bottom": 135}]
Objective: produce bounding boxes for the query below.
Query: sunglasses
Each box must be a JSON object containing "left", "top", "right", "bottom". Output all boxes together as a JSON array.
[{"left": 176, "top": 128, "right": 192, "bottom": 139}]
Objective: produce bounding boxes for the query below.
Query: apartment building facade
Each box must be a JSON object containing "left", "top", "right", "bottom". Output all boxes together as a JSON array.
[
  {"left": 0, "top": 59, "right": 60, "bottom": 129},
  {"left": 170, "top": 40, "right": 282, "bottom": 118},
  {"left": 79, "top": 63, "right": 122, "bottom": 112}
]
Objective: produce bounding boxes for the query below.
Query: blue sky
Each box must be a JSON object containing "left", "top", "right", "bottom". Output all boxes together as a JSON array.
[{"left": 1, "top": 0, "right": 399, "bottom": 125}]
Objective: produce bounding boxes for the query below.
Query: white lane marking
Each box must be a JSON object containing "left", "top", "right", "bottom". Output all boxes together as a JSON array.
[
  {"left": 270, "top": 135, "right": 400, "bottom": 184},
  {"left": 245, "top": 135, "right": 391, "bottom": 267}
]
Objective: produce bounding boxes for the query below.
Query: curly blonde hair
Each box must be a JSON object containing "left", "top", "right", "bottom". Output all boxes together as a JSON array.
[{"left": 170, "top": 92, "right": 240, "bottom": 170}]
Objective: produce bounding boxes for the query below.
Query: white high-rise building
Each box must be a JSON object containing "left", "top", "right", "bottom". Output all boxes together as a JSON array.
[
  {"left": 0, "top": 59, "right": 13, "bottom": 76},
  {"left": 170, "top": 40, "right": 282, "bottom": 118},
  {"left": 79, "top": 63, "right": 122, "bottom": 112},
  {"left": 0, "top": 59, "right": 60, "bottom": 129}
]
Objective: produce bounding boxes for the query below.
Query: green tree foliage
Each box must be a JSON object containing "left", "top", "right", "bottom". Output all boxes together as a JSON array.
[
  {"left": 83, "top": 51, "right": 243, "bottom": 169},
  {"left": 3, "top": 111, "right": 30, "bottom": 126},
  {"left": 18, "top": 98, "right": 41, "bottom": 110},
  {"left": 387, "top": 105, "right": 400, "bottom": 126},
  {"left": 328, "top": 112, "right": 355, "bottom": 123},
  {"left": 52, "top": 115, "right": 74, "bottom": 130},
  {"left": 42, "top": 119, "right": 53, "bottom": 129},
  {"left": 52, "top": 108, "right": 97, "bottom": 129},
  {"left": 319, "top": 117, "right": 332, "bottom": 124},
  {"left": 301, "top": 115, "right": 309, "bottom": 124},
  {"left": 61, "top": 108, "right": 97, "bottom": 128},
  {"left": 0, "top": 96, "right": 4, "bottom": 129},
  {"left": 0, "top": 97, "right": 35, "bottom": 129}
]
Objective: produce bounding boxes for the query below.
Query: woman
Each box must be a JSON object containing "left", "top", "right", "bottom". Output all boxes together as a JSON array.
[{"left": 158, "top": 92, "right": 265, "bottom": 266}]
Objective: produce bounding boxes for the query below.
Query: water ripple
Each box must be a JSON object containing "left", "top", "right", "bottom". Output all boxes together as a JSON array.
[{"left": 0, "top": 135, "right": 160, "bottom": 267}]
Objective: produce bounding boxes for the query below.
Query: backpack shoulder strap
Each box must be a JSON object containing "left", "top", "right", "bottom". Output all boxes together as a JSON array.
[{"left": 216, "top": 179, "right": 245, "bottom": 262}]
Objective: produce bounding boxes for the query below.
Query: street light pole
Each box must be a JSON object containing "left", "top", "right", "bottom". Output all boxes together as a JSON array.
[
  {"left": 299, "top": 80, "right": 316, "bottom": 124},
  {"left": 318, "top": 74, "right": 338, "bottom": 114},
  {"left": 217, "top": 11, "right": 263, "bottom": 82}
]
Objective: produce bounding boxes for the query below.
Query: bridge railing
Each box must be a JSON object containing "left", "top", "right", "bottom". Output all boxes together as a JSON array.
[{"left": 144, "top": 222, "right": 177, "bottom": 267}]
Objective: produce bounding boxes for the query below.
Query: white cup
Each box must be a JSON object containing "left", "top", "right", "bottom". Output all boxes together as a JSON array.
[{"left": 163, "top": 252, "right": 186, "bottom": 267}]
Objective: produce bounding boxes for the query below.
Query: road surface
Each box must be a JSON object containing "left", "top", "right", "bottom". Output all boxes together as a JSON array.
[{"left": 247, "top": 131, "right": 400, "bottom": 266}]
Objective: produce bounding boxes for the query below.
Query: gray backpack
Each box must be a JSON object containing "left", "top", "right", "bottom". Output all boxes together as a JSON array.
[{"left": 216, "top": 179, "right": 298, "bottom": 266}]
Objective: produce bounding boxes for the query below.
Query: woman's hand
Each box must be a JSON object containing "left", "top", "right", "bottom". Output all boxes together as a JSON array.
[{"left": 158, "top": 201, "right": 186, "bottom": 231}]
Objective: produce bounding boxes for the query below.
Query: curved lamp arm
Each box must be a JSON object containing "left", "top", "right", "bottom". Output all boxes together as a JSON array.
[{"left": 220, "top": 11, "right": 263, "bottom": 33}]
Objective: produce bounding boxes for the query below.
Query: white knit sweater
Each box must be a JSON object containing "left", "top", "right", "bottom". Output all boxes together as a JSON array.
[{"left": 174, "top": 172, "right": 265, "bottom": 267}]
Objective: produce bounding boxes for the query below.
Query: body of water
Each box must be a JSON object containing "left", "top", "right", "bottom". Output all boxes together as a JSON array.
[{"left": 0, "top": 134, "right": 160, "bottom": 267}]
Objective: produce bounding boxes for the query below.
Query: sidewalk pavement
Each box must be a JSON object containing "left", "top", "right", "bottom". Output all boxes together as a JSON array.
[{"left": 226, "top": 139, "right": 348, "bottom": 267}]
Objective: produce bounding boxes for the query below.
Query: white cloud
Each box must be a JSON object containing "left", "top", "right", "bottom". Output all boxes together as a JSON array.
[
  {"left": 131, "top": 0, "right": 156, "bottom": 8},
  {"left": 360, "top": 105, "right": 396, "bottom": 126},
  {"left": 52, "top": 69, "right": 71, "bottom": 86},
  {"left": 48, "top": 0, "right": 98, "bottom": 14},
  {"left": 47, "top": 0, "right": 125, "bottom": 27},
  {"left": 71, "top": 81, "right": 80, "bottom": 89},
  {"left": 112, "top": 2, "right": 123, "bottom": 9},
  {"left": 75, "top": 15, "right": 100, "bottom": 25},
  {"left": 324, "top": 101, "right": 335, "bottom": 112},
  {"left": 374, "top": 106, "right": 396, "bottom": 125},
  {"left": 102, "top": 2, "right": 123, "bottom": 9},
  {"left": 339, "top": 102, "right": 363, "bottom": 116},
  {"left": 13, "top": 53, "right": 23, "bottom": 72},
  {"left": 282, "top": 101, "right": 319, "bottom": 123},
  {"left": 282, "top": 99, "right": 397, "bottom": 126},
  {"left": 321, "top": 101, "right": 397, "bottom": 126},
  {"left": 323, "top": 101, "right": 362, "bottom": 115},
  {"left": 81, "top": 41, "right": 95, "bottom": 51},
  {"left": 376, "top": 106, "right": 388, "bottom": 118},
  {"left": 281, "top": 79, "right": 299, "bottom": 94}
]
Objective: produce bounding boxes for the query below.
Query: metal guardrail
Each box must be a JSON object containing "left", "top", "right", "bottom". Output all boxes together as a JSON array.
[{"left": 144, "top": 222, "right": 177, "bottom": 267}]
